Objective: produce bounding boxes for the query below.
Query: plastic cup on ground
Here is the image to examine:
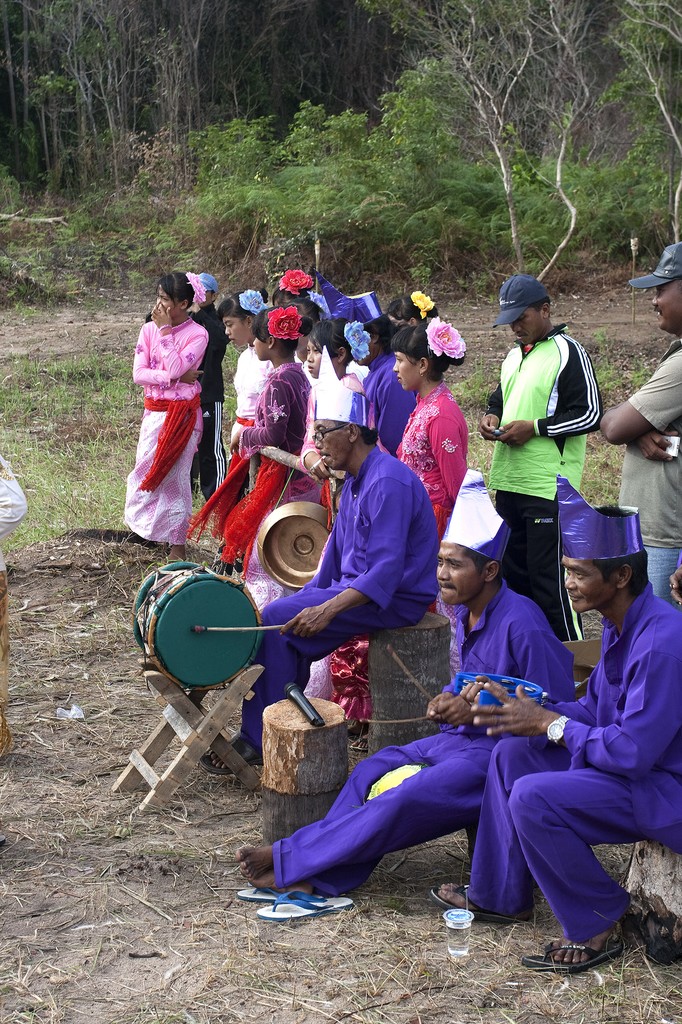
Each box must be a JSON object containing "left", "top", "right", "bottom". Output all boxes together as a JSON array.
[{"left": 443, "top": 909, "right": 474, "bottom": 958}]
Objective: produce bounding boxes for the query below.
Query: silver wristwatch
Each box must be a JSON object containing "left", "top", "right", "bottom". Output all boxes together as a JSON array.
[{"left": 547, "top": 715, "right": 569, "bottom": 744}]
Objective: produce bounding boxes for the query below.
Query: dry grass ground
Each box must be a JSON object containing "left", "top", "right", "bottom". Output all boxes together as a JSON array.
[{"left": 1, "top": 291, "right": 681, "bottom": 1023}]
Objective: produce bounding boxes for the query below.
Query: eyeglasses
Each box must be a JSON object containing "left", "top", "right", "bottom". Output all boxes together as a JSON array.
[{"left": 313, "top": 424, "right": 348, "bottom": 444}]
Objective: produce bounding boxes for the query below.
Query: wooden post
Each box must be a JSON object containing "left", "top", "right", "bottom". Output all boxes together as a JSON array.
[
  {"left": 622, "top": 841, "right": 682, "bottom": 964},
  {"left": 0, "top": 570, "right": 11, "bottom": 756},
  {"left": 0, "top": 570, "right": 8, "bottom": 709},
  {"left": 367, "top": 612, "right": 450, "bottom": 756},
  {"left": 261, "top": 698, "right": 348, "bottom": 844}
]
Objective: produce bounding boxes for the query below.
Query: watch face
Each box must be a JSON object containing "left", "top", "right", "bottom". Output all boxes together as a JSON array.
[{"left": 548, "top": 717, "right": 565, "bottom": 742}]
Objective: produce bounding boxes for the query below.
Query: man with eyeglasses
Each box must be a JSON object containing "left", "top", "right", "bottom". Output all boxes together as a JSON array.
[{"left": 220, "top": 350, "right": 439, "bottom": 773}]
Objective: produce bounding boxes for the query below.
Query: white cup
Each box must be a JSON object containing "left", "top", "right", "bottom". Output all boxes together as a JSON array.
[{"left": 443, "top": 908, "right": 474, "bottom": 958}]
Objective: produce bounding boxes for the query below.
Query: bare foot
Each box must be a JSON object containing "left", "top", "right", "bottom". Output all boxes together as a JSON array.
[
  {"left": 235, "top": 846, "right": 314, "bottom": 894},
  {"left": 168, "top": 544, "right": 186, "bottom": 561},
  {"left": 236, "top": 845, "right": 276, "bottom": 888},
  {"left": 434, "top": 882, "right": 532, "bottom": 921},
  {"left": 546, "top": 926, "right": 614, "bottom": 966},
  {"left": 435, "top": 883, "right": 470, "bottom": 910}
]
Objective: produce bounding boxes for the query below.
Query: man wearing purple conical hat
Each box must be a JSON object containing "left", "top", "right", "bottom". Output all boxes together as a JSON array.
[
  {"left": 234, "top": 471, "right": 573, "bottom": 902},
  {"left": 601, "top": 242, "right": 682, "bottom": 605},
  {"left": 433, "top": 475, "right": 682, "bottom": 975}
]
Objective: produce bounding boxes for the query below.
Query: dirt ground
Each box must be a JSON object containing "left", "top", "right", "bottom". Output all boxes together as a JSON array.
[
  {"left": 1, "top": 292, "right": 681, "bottom": 1024},
  {"left": 0, "top": 284, "right": 664, "bottom": 367}
]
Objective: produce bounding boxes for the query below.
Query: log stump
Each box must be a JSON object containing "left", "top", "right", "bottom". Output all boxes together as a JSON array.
[
  {"left": 367, "top": 611, "right": 450, "bottom": 756},
  {"left": 622, "top": 841, "right": 682, "bottom": 964},
  {"left": 261, "top": 698, "right": 348, "bottom": 844}
]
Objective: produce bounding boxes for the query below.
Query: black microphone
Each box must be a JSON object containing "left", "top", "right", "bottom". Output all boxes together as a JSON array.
[{"left": 285, "top": 683, "right": 325, "bottom": 727}]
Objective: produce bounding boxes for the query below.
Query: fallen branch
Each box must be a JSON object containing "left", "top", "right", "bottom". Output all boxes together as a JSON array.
[{"left": 0, "top": 211, "right": 67, "bottom": 224}]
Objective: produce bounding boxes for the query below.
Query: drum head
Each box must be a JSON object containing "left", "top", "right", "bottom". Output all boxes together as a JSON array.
[
  {"left": 257, "top": 502, "right": 328, "bottom": 589},
  {"left": 134, "top": 565, "right": 262, "bottom": 688},
  {"left": 133, "top": 562, "right": 199, "bottom": 651}
]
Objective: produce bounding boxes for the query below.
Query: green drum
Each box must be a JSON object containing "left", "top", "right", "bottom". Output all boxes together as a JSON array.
[{"left": 133, "top": 562, "right": 262, "bottom": 688}]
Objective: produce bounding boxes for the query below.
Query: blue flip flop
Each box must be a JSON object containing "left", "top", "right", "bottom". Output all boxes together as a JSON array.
[{"left": 256, "top": 891, "right": 354, "bottom": 922}]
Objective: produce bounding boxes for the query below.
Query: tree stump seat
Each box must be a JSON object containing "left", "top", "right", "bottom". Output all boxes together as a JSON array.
[
  {"left": 623, "top": 840, "right": 682, "bottom": 964},
  {"left": 261, "top": 698, "right": 348, "bottom": 843},
  {"left": 367, "top": 611, "right": 451, "bottom": 756}
]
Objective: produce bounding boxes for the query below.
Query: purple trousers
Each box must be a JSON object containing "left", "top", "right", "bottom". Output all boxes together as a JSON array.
[
  {"left": 241, "top": 586, "right": 428, "bottom": 752},
  {"left": 468, "top": 737, "right": 640, "bottom": 941},
  {"left": 273, "top": 730, "right": 497, "bottom": 897}
]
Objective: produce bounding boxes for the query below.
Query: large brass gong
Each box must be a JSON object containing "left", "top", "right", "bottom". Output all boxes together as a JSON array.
[{"left": 257, "top": 502, "right": 329, "bottom": 589}]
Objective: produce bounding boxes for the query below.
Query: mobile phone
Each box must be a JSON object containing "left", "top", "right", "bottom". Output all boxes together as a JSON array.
[{"left": 665, "top": 435, "right": 680, "bottom": 457}]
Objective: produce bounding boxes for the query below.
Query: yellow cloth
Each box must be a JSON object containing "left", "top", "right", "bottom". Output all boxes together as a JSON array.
[{"left": 366, "top": 763, "right": 426, "bottom": 801}]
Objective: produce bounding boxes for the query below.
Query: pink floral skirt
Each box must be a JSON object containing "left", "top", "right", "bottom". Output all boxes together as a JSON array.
[{"left": 124, "top": 409, "right": 201, "bottom": 545}]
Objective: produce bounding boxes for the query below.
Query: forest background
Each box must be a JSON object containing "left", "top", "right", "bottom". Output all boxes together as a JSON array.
[{"left": 0, "top": 0, "right": 681, "bottom": 301}]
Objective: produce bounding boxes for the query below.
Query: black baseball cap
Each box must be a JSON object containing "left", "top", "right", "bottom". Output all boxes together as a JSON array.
[{"left": 630, "top": 243, "right": 682, "bottom": 289}]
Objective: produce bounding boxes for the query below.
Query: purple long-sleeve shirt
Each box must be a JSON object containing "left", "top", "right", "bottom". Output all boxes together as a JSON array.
[
  {"left": 309, "top": 447, "right": 438, "bottom": 610},
  {"left": 549, "top": 583, "right": 682, "bottom": 850},
  {"left": 239, "top": 362, "right": 310, "bottom": 458},
  {"left": 364, "top": 352, "right": 416, "bottom": 457}
]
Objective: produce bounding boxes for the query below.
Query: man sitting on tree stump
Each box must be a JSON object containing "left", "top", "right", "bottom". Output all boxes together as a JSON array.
[
  {"left": 432, "top": 476, "right": 682, "bottom": 974},
  {"left": 235, "top": 472, "right": 574, "bottom": 899},
  {"left": 203, "top": 349, "right": 440, "bottom": 774}
]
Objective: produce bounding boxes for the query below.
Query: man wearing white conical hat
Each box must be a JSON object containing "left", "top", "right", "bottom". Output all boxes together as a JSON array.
[
  {"left": 234, "top": 470, "right": 574, "bottom": 902},
  {"left": 206, "top": 349, "right": 438, "bottom": 770}
]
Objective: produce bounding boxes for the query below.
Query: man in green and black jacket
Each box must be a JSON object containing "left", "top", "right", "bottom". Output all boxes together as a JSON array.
[{"left": 479, "top": 274, "right": 602, "bottom": 641}]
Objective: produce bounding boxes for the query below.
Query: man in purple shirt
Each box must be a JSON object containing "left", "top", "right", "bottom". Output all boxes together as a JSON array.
[
  {"left": 234, "top": 472, "right": 574, "bottom": 898},
  {"left": 213, "top": 351, "right": 439, "bottom": 770},
  {"left": 433, "top": 476, "right": 682, "bottom": 974}
]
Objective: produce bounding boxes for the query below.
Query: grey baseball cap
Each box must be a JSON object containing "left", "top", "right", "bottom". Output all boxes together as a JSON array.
[{"left": 630, "top": 243, "right": 682, "bottom": 289}]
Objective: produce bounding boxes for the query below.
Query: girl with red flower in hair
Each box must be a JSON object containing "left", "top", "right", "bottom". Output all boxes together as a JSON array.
[
  {"left": 273, "top": 268, "right": 314, "bottom": 305},
  {"left": 191, "top": 306, "right": 319, "bottom": 608}
]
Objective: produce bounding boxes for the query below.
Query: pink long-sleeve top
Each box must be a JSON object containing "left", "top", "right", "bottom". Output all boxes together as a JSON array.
[
  {"left": 397, "top": 381, "right": 468, "bottom": 511},
  {"left": 133, "top": 319, "right": 208, "bottom": 401}
]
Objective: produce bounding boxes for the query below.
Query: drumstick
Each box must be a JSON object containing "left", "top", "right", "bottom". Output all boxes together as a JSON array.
[{"left": 190, "top": 624, "right": 286, "bottom": 633}]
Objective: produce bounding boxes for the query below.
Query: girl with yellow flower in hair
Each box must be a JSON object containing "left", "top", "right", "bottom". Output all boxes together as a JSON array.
[{"left": 386, "top": 290, "right": 438, "bottom": 328}]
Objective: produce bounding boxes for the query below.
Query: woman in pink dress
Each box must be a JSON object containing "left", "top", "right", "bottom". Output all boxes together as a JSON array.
[
  {"left": 124, "top": 272, "right": 209, "bottom": 561},
  {"left": 393, "top": 318, "right": 468, "bottom": 674},
  {"left": 393, "top": 319, "right": 468, "bottom": 536}
]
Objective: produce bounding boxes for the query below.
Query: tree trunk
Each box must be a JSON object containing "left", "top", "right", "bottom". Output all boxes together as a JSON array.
[
  {"left": 261, "top": 698, "right": 348, "bottom": 844},
  {"left": 367, "top": 612, "right": 450, "bottom": 755},
  {"left": 622, "top": 840, "right": 682, "bottom": 964},
  {"left": 1, "top": 0, "right": 20, "bottom": 178}
]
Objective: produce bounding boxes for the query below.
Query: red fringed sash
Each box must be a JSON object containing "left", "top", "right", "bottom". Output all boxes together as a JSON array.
[
  {"left": 190, "top": 455, "right": 289, "bottom": 574},
  {"left": 139, "top": 394, "right": 201, "bottom": 492},
  {"left": 190, "top": 418, "right": 254, "bottom": 542}
]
